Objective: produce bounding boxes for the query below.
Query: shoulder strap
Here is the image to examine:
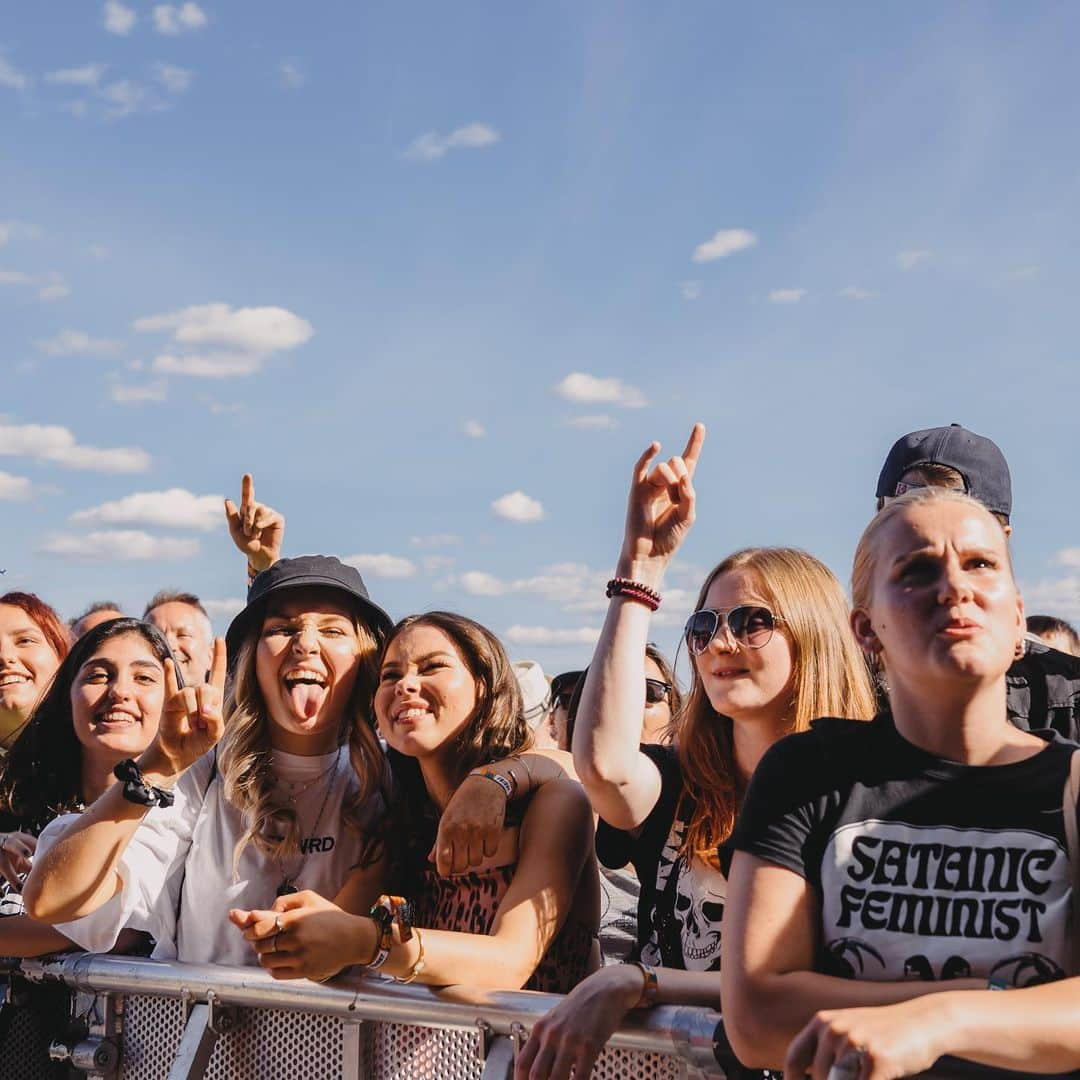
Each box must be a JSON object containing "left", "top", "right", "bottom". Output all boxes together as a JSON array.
[{"left": 1062, "top": 749, "right": 1080, "bottom": 975}]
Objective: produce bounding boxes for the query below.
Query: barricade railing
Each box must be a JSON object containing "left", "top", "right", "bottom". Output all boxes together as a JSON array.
[{"left": 7, "top": 953, "right": 732, "bottom": 1080}]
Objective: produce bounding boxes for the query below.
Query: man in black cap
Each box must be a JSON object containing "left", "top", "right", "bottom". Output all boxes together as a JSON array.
[{"left": 876, "top": 423, "right": 1080, "bottom": 740}]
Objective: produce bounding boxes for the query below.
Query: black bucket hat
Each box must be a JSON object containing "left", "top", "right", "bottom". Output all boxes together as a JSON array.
[{"left": 225, "top": 554, "right": 394, "bottom": 665}]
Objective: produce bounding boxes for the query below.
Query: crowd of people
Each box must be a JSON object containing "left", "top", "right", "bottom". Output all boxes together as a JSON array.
[{"left": 2, "top": 423, "right": 1080, "bottom": 1079}]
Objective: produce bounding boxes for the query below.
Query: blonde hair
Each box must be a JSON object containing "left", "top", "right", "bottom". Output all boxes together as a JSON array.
[
  {"left": 677, "top": 547, "right": 876, "bottom": 864},
  {"left": 853, "top": 487, "right": 1013, "bottom": 614},
  {"left": 217, "top": 615, "right": 386, "bottom": 875}
]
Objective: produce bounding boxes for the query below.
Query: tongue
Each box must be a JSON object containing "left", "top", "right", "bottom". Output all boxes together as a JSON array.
[{"left": 289, "top": 683, "right": 325, "bottom": 719}]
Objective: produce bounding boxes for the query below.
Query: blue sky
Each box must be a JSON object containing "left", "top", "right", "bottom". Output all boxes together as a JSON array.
[{"left": 2, "top": 2, "right": 1079, "bottom": 677}]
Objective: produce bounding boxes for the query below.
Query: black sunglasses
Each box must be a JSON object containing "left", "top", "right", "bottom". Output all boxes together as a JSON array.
[
  {"left": 645, "top": 677, "right": 672, "bottom": 705},
  {"left": 550, "top": 671, "right": 584, "bottom": 710},
  {"left": 684, "top": 606, "right": 783, "bottom": 655}
]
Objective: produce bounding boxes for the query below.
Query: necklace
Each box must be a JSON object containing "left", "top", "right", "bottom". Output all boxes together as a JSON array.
[
  {"left": 277, "top": 757, "right": 338, "bottom": 804},
  {"left": 275, "top": 751, "right": 340, "bottom": 898}
]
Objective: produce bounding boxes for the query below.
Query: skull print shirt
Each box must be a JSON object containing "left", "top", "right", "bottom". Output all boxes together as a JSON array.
[
  {"left": 597, "top": 743, "right": 731, "bottom": 971},
  {"left": 732, "top": 714, "right": 1078, "bottom": 988}
]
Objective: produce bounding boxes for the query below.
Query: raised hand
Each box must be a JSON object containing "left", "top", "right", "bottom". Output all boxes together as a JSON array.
[
  {"left": 140, "top": 637, "right": 227, "bottom": 781},
  {"left": 0, "top": 830, "right": 36, "bottom": 888},
  {"left": 224, "top": 473, "right": 285, "bottom": 573},
  {"left": 619, "top": 423, "right": 705, "bottom": 576}
]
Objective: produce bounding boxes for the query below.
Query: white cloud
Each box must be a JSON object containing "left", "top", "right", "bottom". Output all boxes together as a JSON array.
[
  {"left": 838, "top": 286, "right": 876, "bottom": 300},
  {"left": 768, "top": 288, "right": 806, "bottom": 304},
  {"left": 1054, "top": 549, "right": 1080, "bottom": 569},
  {"left": 896, "top": 249, "right": 932, "bottom": 271},
  {"left": 1020, "top": 576, "right": 1080, "bottom": 622},
  {"left": 279, "top": 60, "right": 306, "bottom": 89},
  {"left": 153, "top": 2, "right": 208, "bottom": 34},
  {"left": 680, "top": 280, "right": 702, "bottom": 301},
  {"left": 41, "top": 530, "right": 199, "bottom": 561},
  {"left": 0, "top": 58, "right": 29, "bottom": 91},
  {"left": 104, "top": 0, "right": 136, "bottom": 35},
  {"left": 0, "top": 421, "right": 151, "bottom": 473},
  {"left": 38, "top": 274, "right": 70, "bottom": 301},
  {"left": 457, "top": 562, "right": 603, "bottom": 601},
  {"left": 410, "top": 533, "right": 461, "bottom": 547},
  {"left": 111, "top": 381, "right": 168, "bottom": 404},
  {"left": 422, "top": 554, "right": 454, "bottom": 574},
  {"left": 566, "top": 414, "right": 616, "bottom": 430},
  {"left": 692, "top": 228, "right": 757, "bottom": 263},
  {"left": 0, "top": 471, "right": 32, "bottom": 501},
  {"left": 463, "top": 419, "right": 486, "bottom": 438},
  {"left": 491, "top": 491, "right": 544, "bottom": 523},
  {"left": 100, "top": 80, "right": 158, "bottom": 119},
  {"left": 459, "top": 570, "right": 508, "bottom": 596},
  {"left": 35, "top": 329, "right": 120, "bottom": 357},
  {"left": 154, "top": 63, "right": 193, "bottom": 93},
  {"left": 136, "top": 303, "right": 314, "bottom": 378},
  {"left": 405, "top": 123, "right": 500, "bottom": 162},
  {"left": 71, "top": 488, "right": 223, "bottom": 532},
  {"left": 0, "top": 270, "right": 31, "bottom": 285},
  {"left": 203, "top": 597, "right": 246, "bottom": 624},
  {"left": 46, "top": 64, "right": 107, "bottom": 88},
  {"left": 342, "top": 553, "right": 418, "bottom": 579},
  {"left": 555, "top": 372, "right": 647, "bottom": 409},
  {"left": 505, "top": 625, "right": 601, "bottom": 647}
]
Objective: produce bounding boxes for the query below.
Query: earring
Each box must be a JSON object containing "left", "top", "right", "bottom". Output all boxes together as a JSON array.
[{"left": 1014, "top": 639, "right": 1026, "bottom": 660}]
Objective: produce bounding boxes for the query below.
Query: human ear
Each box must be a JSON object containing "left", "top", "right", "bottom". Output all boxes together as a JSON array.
[{"left": 851, "top": 609, "right": 882, "bottom": 656}]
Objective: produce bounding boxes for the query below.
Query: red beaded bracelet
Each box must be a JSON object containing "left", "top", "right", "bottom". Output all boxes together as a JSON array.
[{"left": 606, "top": 578, "right": 662, "bottom": 611}]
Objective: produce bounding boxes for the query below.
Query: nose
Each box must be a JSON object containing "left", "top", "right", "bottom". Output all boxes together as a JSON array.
[
  {"left": 108, "top": 674, "right": 135, "bottom": 703},
  {"left": 291, "top": 624, "right": 320, "bottom": 654},
  {"left": 937, "top": 555, "right": 974, "bottom": 607},
  {"left": 395, "top": 668, "right": 421, "bottom": 695},
  {"left": 707, "top": 617, "right": 739, "bottom": 654}
]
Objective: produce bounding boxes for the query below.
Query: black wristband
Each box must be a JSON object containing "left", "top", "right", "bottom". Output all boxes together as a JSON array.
[{"left": 113, "top": 759, "right": 175, "bottom": 809}]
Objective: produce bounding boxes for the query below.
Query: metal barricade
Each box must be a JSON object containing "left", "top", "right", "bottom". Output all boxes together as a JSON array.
[{"left": 14, "top": 954, "right": 727, "bottom": 1080}]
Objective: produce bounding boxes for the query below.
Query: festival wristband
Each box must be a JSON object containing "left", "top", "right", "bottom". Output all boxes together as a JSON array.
[
  {"left": 468, "top": 767, "right": 514, "bottom": 799},
  {"left": 630, "top": 961, "right": 659, "bottom": 1008}
]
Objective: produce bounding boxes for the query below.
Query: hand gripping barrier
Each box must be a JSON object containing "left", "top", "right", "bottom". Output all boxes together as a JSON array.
[{"left": 9, "top": 953, "right": 731, "bottom": 1080}]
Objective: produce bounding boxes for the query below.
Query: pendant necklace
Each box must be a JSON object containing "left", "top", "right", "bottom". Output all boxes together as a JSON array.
[{"left": 276, "top": 751, "right": 340, "bottom": 898}]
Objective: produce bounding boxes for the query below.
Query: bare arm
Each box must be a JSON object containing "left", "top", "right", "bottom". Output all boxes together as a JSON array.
[
  {"left": 573, "top": 424, "right": 705, "bottom": 831},
  {"left": 787, "top": 981, "right": 1080, "bottom": 1079},
  {"left": 24, "top": 643, "right": 227, "bottom": 923},
  {"left": 235, "top": 779, "right": 597, "bottom": 988},
  {"left": 721, "top": 853, "right": 981, "bottom": 1070},
  {"left": 0, "top": 915, "right": 79, "bottom": 957}
]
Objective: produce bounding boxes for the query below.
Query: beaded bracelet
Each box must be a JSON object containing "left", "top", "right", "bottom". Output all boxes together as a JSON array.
[{"left": 606, "top": 578, "right": 662, "bottom": 612}]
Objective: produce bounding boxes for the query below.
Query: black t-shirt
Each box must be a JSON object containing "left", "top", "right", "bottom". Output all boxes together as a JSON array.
[
  {"left": 1008, "top": 638, "right": 1080, "bottom": 741},
  {"left": 732, "top": 714, "right": 1076, "bottom": 987},
  {"left": 596, "top": 744, "right": 731, "bottom": 971}
]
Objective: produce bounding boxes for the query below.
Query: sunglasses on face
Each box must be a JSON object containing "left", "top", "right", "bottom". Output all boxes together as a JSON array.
[
  {"left": 683, "top": 606, "right": 783, "bottom": 655},
  {"left": 550, "top": 671, "right": 584, "bottom": 711},
  {"left": 644, "top": 677, "right": 672, "bottom": 705}
]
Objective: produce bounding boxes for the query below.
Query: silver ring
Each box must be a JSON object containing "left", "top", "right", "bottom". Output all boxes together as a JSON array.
[
  {"left": 275, "top": 915, "right": 284, "bottom": 934},
  {"left": 827, "top": 1049, "right": 867, "bottom": 1080},
  {"left": 268, "top": 934, "right": 278, "bottom": 954}
]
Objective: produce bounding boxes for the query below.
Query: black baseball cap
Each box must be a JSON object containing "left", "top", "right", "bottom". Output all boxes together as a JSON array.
[
  {"left": 875, "top": 423, "right": 1012, "bottom": 520},
  {"left": 225, "top": 554, "right": 394, "bottom": 663}
]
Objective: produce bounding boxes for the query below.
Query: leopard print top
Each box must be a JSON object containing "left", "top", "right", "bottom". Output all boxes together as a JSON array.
[{"left": 412, "top": 864, "right": 597, "bottom": 993}]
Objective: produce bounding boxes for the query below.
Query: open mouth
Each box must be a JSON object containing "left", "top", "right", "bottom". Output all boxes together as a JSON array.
[
  {"left": 283, "top": 670, "right": 329, "bottom": 719},
  {"left": 0, "top": 673, "right": 31, "bottom": 690},
  {"left": 393, "top": 705, "right": 432, "bottom": 725},
  {"left": 92, "top": 710, "right": 141, "bottom": 728}
]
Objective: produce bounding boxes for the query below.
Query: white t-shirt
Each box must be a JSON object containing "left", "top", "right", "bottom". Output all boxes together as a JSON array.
[{"left": 37, "top": 745, "right": 383, "bottom": 967}]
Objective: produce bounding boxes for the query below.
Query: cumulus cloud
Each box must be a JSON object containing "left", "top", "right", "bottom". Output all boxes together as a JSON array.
[
  {"left": 154, "top": 63, "right": 193, "bottom": 93},
  {"left": 1021, "top": 576, "right": 1080, "bottom": 622},
  {"left": 456, "top": 562, "right": 605, "bottom": 602},
  {"left": 565, "top": 414, "right": 616, "bottom": 430},
  {"left": 104, "top": 0, "right": 136, "bottom": 35},
  {"left": 203, "top": 597, "right": 245, "bottom": 624},
  {"left": 680, "top": 280, "right": 702, "bottom": 300},
  {"left": 405, "top": 123, "right": 499, "bottom": 162},
  {"left": 896, "top": 249, "right": 932, "bottom": 271},
  {"left": 46, "top": 64, "right": 107, "bottom": 88},
  {"left": 153, "top": 2, "right": 208, "bottom": 34},
  {"left": 505, "top": 625, "right": 601, "bottom": 647},
  {"left": 279, "top": 60, "right": 306, "bottom": 88},
  {"left": 491, "top": 491, "right": 544, "bottom": 524},
  {"left": 0, "top": 471, "right": 32, "bottom": 501},
  {"left": 111, "top": 380, "right": 167, "bottom": 404},
  {"left": 1056, "top": 549, "right": 1080, "bottom": 569},
  {"left": 555, "top": 372, "right": 646, "bottom": 409},
  {"left": 41, "top": 530, "right": 199, "bottom": 561},
  {"left": 768, "top": 288, "right": 806, "bottom": 304},
  {"left": 410, "top": 533, "right": 461, "bottom": 547},
  {"left": 99, "top": 80, "right": 161, "bottom": 119},
  {"left": 423, "top": 555, "right": 454, "bottom": 574},
  {"left": 343, "top": 553, "right": 418, "bottom": 579},
  {"left": 692, "top": 228, "right": 757, "bottom": 263},
  {"left": 0, "top": 58, "right": 29, "bottom": 91},
  {"left": 838, "top": 286, "right": 876, "bottom": 300},
  {"left": 136, "top": 302, "right": 314, "bottom": 378},
  {"left": 0, "top": 270, "right": 30, "bottom": 285},
  {"left": 35, "top": 329, "right": 120, "bottom": 357},
  {"left": 71, "top": 488, "right": 223, "bottom": 532},
  {"left": 463, "top": 420, "right": 486, "bottom": 438},
  {"left": 0, "top": 421, "right": 150, "bottom": 473},
  {"left": 37, "top": 273, "right": 70, "bottom": 301}
]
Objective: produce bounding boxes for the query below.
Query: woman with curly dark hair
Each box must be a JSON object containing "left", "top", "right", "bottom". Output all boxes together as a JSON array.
[{"left": 234, "top": 611, "right": 599, "bottom": 992}]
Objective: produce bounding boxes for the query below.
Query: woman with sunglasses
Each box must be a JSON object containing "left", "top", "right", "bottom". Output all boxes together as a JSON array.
[{"left": 516, "top": 424, "right": 875, "bottom": 1080}]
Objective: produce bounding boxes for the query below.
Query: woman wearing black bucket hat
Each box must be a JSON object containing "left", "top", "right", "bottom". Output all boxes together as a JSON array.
[{"left": 24, "top": 555, "right": 397, "bottom": 967}]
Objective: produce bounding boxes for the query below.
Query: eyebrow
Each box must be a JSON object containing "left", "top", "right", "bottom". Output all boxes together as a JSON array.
[{"left": 382, "top": 650, "right": 457, "bottom": 668}]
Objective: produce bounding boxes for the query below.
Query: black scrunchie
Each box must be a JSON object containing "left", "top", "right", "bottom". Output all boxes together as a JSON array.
[{"left": 112, "top": 759, "right": 175, "bottom": 809}]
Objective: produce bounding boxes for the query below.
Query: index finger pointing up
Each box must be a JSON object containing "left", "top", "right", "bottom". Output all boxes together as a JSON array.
[
  {"left": 208, "top": 637, "right": 227, "bottom": 692},
  {"left": 680, "top": 423, "right": 706, "bottom": 477}
]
